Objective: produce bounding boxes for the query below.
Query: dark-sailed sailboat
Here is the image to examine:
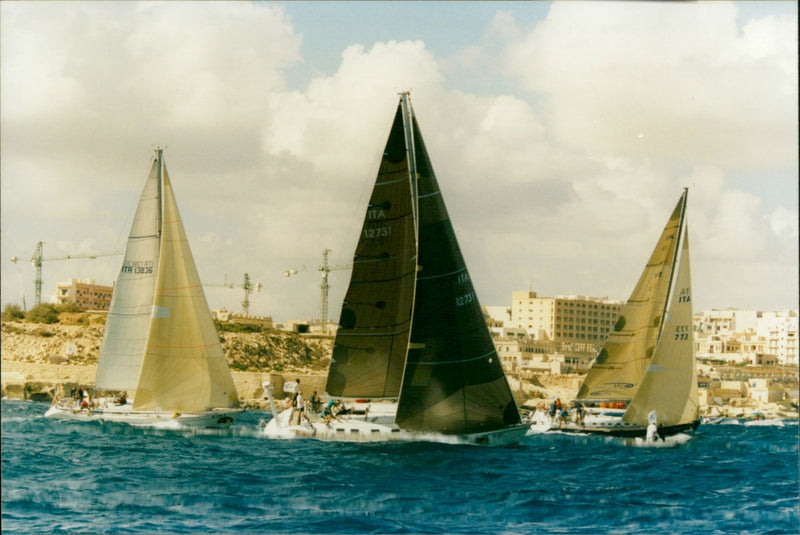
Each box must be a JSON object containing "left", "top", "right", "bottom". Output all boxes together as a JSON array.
[
  {"left": 264, "top": 93, "right": 527, "bottom": 445},
  {"left": 532, "top": 189, "right": 700, "bottom": 439}
]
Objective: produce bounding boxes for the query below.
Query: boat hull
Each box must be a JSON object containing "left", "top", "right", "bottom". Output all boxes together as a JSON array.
[
  {"left": 264, "top": 408, "right": 528, "bottom": 446},
  {"left": 44, "top": 399, "right": 243, "bottom": 428},
  {"left": 528, "top": 408, "right": 701, "bottom": 438},
  {"left": 559, "top": 418, "right": 701, "bottom": 438}
]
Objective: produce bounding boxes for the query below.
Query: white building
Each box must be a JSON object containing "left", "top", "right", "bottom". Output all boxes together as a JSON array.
[
  {"left": 509, "top": 290, "right": 623, "bottom": 349},
  {"left": 694, "top": 309, "right": 798, "bottom": 367},
  {"left": 757, "top": 311, "right": 798, "bottom": 366}
]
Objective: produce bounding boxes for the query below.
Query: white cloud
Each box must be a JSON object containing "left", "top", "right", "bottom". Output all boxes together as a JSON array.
[
  {"left": 505, "top": 1, "right": 798, "bottom": 169},
  {"left": 1, "top": 1, "right": 796, "bottom": 321}
]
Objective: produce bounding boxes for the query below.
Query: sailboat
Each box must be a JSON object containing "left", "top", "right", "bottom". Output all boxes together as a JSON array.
[
  {"left": 534, "top": 189, "right": 700, "bottom": 438},
  {"left": 264, "top": 93, "right": 527, "bottom": 446},
  {"left": 45, "top": 149, "right": 242, "bottom": 428}
]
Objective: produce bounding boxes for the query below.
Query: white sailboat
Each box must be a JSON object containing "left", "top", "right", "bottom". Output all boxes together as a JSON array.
[
  {"left": 534, "top": 189, "right": 700, "bottom": 438},
  {"left": 45, "top": 149, "right": 242, "bottom": 428},
  {"left": 264, "top": 93, "right": 528, "bottom": 446}
]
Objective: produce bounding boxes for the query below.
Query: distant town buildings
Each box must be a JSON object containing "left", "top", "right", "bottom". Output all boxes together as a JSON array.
[
  {"left": 694, "top": 308, "right": 798, "bottom": 367},
  {"left": 486, "top": 291, "right": 623, "bottom": 373},
  {"left": 55, "top": 279, "right": 114, "bottom": 311},
  {"left": 487, "top": 290, "right": 798, "bottom": 375}
]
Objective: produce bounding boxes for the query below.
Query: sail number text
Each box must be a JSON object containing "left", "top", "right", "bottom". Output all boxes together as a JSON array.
[
  {"left": 456, "top": 291, "right": 476, "bottom": 307},
  {"left": 363, "top": 226, "right": 392, "bottom": 239},
  {"left": 677, "top": 287, "right": 691, "bottom": 303},
  {"left": 674, "top": 324, "right": 690, "bottom": 341},
  {"left": 122, "top": 260, "right": 154, "bottom": 274}
]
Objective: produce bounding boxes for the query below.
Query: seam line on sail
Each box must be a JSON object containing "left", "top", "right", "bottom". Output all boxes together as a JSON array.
[
  {"left": 363, "top": 211, "right": 413, "bottom": 224},
  {"left": 417, "top": 267, "right": 466, "bottom": 281},
  {"left": 375, "top": 177, "right": 409, "bottom": 186},
  {"left": 337, "top": 327, "right": 411, "bottom": 337},
  {"left": 418, "top": 190, "right": 441, "bottom": 199},
  {"left": 410, "top": 349, "right": 495, "bottom": 365},
  {"left": 147, "top": 343, "right": 220, "bottom": 349},
  {"left": 348, "top": 269, "right": 416, "bottom": 284},
  {"left": 157, "top": 284, "right": 203, "bottom": 291}
]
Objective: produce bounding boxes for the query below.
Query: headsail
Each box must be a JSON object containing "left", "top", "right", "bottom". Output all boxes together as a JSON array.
[
  {"left": 325, "top": 104, "right": 418, "bottom": 398},
  {"left": 623, "top": 226, "right": 698, "bottom": 426},
  {"left": 394, "top": 95, "right": 522, "bottom": 434},
  {"left": 577, "top": 192, "right": 686, "bottom": 403},
  {"left": 133, "top": 165, "right": 239, "bottom": 412},
  {"left": 95, "top": 155, "right": 161, "bottom": 391}
]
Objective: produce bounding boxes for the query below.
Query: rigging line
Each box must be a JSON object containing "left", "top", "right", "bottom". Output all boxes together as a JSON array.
[
  {"left": 417, "top": 266, "right": 466, "bottom": 281},
  {"left": 410, "top": 349, "right": 496, "bottom": 366}
]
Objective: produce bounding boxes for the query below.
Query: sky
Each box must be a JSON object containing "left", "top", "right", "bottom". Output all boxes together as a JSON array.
[{"left": 1, "top": 1, "right": 797, "bottom": 323}]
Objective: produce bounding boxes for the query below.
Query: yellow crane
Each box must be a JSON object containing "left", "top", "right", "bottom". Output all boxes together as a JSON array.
[
  {"left": 206, "top": 273, "right": 262, "bottom": 315},
  {"left": 285, "top": 249, "right": 351, "bottom": 334},
  {"left": 9, "top": 241, "right": 121, "bottom": 307}
]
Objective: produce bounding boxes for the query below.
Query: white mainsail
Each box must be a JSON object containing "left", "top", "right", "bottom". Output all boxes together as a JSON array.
[
  {"left": 94, "top": 158, "right": 161, "bottom": 391},
  {"left": 623, "top": 230, "right": 698, "bottom": 426},
  {"left": 133, "top": 168, "right": 239, "bottom": 412}
]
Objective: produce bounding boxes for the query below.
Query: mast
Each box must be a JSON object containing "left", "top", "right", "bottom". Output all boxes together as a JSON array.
[
  {"left": 395, "top": 91, "right": 420, "bottom": 407},
  {"left": 655, "top": 188, "right": 688, "bottom": 342},
  {"left": 399, "top": 92, "right": 419, "bottom": 242},
  {"left": 155, "top": 148, "right": 163, "bottom": 239}
]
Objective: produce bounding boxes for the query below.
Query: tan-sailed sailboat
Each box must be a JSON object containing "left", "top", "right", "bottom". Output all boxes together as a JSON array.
[
  {"left": 535, "top": 189, "right": 700, "bottom": 438},
  {"left": 45, "top": 149, "right": 242, "bottom": 428}
]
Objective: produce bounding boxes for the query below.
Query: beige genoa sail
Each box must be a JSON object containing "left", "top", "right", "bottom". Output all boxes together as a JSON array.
[
  {"left": 623, "top": 230, "right": 698, "bottom": 427},
  {"left": 577, "top": 193, "right": 686, "bottom": 403},
  {"left": 133, "top": 167, "right": 239, "bottom": 412}
]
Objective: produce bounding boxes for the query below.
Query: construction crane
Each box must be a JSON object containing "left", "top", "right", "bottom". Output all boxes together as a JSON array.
[
  {"left": 285, "top": 249, "right": 351, "bottom": 334},
  {"left": 9, "top": 241, "right": 121, "bottom": 307},
  {"left": 206, "top": 273, "right": 262, "bottom": 315}
]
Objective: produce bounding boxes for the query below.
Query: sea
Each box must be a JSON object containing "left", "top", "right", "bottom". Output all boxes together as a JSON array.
[{"left": 2, "top": 400, "right": 798, "bottom": 535}]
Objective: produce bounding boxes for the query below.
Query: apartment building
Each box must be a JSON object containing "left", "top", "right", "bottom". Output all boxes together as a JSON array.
[
  {"left": 509, "top": 291, "right": 623, "bottom": 350},
  {"left": 55, "top": 278, "right": 114, "bottom": 311}
]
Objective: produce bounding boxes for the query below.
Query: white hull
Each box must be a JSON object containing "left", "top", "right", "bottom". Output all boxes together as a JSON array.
[
  {"left": 44, "top": 398, "right": 242, "bottom": 428},
  {"left": 628, "top": 433, "right": 693, "bottom": 448},
  {"left": 527, "top": 409, "right": 622, "bottom": 435},
  {"left": 263, "top": 407, "right": 527, "bottom": 446}
]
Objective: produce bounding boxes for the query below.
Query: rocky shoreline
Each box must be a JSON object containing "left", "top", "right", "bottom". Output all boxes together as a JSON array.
[{"left": 2, "top": 319, "right": 797, "bottom": 420}]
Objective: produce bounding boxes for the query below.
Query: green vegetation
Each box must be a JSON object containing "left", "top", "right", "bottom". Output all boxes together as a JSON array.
[
  {"left": 25, "top": 304, "right": 59, "bottom": 324},
  {"left": 1, "top": 304, "right": 25, "bottom": 322},
  {"left": 214, "top": 320, "right": 266, "bottom": 333},
  {"left": 56, "top": 302, "right": 82, "bottom": 313}
]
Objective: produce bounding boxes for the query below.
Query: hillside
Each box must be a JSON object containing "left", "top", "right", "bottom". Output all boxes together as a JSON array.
[
  {"left": 0, "top": 312, "right": 574, "bottom": 407},
  {"left": 1, "top": 316, "right": 331, "bottom": 374}
]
